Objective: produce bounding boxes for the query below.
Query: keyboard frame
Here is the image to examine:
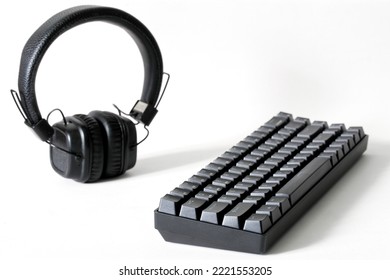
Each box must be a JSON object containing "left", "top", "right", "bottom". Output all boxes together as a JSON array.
[{"left": 154, "top": 134, "right": 368, "bottom": 254}]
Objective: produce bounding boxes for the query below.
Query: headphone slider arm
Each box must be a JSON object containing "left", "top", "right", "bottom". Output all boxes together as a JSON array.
[
  {"left": 130, "top": 100, "right": 158, "bottom": 126},
  {"left": 32, "top": 119, "right": 54, "bottom": 141}
]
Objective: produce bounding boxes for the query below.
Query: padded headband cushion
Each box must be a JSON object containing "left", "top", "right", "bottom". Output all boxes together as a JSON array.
[{"left": 18, "top": 5, "right": 163, "bottom": 126}]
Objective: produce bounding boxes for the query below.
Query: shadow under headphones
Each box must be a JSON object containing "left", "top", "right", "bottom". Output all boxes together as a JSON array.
[{"left": 11, "top": 5, "right": 167, "bottom": 182}]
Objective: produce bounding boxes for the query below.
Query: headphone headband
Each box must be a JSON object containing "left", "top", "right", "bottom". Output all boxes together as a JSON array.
[{"left": 17, "top": 5, "right": 163, "bottom": 140}]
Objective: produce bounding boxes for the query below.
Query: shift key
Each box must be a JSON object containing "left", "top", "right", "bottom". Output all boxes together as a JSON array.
[{"left": 276, "top": 157, "right": 332, "bottom": 205}]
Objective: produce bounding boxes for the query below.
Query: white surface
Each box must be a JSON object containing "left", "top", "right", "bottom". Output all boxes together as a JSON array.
[{"left": 1, "top": 0, "right": 390, "bottom": 279}]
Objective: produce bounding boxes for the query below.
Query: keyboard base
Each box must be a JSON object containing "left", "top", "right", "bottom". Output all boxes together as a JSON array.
[{"left": 155, "top": 135, "right": 368, "bottom": 254}]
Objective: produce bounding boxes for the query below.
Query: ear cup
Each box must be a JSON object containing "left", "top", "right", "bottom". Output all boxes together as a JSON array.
[
  {"left": 73, "top": 114, "right": 105, "bottom": 182},
  {"left": 88, "top": 111, "right": 138, "bottom": 178},
  {"left": 88, "top": 111, "right": 125, "bottom": 177}
]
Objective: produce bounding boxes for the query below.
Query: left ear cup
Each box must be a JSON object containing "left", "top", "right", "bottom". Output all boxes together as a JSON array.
[
  {"left": 88, "top": 111, "right": 137, "bottom": 178},
  {"left": 50, "top": 114, "right": 105, "bottom": 182}
]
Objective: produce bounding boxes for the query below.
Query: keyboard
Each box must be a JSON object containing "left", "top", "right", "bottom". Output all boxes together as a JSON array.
[{"left": 155, "top": 112, "right": 368, "bottom": 254}]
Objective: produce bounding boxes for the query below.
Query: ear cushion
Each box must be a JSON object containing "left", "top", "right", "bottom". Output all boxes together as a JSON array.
[
  {"left": 89, "top": 111, "right": 126, "bottom": 178},
  {"left": 73, "top": 114, "right": 104, "bottom": 182}
]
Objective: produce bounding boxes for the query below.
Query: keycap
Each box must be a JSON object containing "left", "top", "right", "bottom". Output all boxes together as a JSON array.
[
  {"left": 266, "top": 196, "right": 291, "bottom": 214},
  {"left": 179, "top": 181, "right": 201, "bottom": 191},
  {"left": 197, "top": 169, "right": 218, "bottom": 180},
  {"left": 218, "top": 195, "right": 239, "bottom": 205},
  {"left": 243, "top": 196, "right": 264, "bottom": 205},
  {"left": 244, "top": 214, "right": 272, "bottom": 233},
  {"left": 201, "top": 202, "right": 231, "bottom": 224},
  {"left": 222, "top": 203, "right": 256, "bottom": 229},
  {"left": 159, "top": 194, "right": 182, "bottom": 215},
  {"left": 195, "top": 191, "right": 215, "bottom": 201},
  {"left": 221, "top": 172, "right": 241, "bottom": 182},
  {"left": 264, "top": 115, "right": 290, "bottom": 129},
  {"left": 256, "top": 204, "right": 282, "bottom": 223},
  {"left": 188, "top": 175, "right": 208, "bottom": 186},
  {"left": 204, "top": 184, "right": 224, "bottom": 195},
  {"left": 170, "top": 188, "right": 191, "bottom": 198},
  {"left": 276, "top": 157, "right": 332, "bottom": 205},
  {"left": 226, "top": 188, "right": 247, "bottom": 198},
  {"left": 298, "top": 124, "right": 325, "bottom": 139},
  {"left": 179, "top": 198, "right": 208, "bottom": 219}
]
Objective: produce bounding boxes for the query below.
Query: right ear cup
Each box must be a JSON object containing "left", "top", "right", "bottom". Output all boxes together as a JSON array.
[{"left": 89, "top": 111, "right": 137, "bottom": 179}]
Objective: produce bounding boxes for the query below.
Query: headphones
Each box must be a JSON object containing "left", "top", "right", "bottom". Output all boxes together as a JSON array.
[{"left": 12, "top": 5, "right": 165, "bottom": 182}]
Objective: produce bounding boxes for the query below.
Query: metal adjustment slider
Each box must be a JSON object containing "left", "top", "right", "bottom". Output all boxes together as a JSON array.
[{"left": 129, "top": 100, "right": 158, "bottom": 126}]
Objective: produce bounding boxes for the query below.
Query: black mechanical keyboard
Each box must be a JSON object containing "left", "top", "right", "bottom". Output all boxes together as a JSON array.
[{"left": 155, "top": 112, "right": 368, "bottom": 254}]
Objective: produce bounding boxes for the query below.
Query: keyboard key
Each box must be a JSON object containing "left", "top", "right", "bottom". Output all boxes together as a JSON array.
[
  {"left": 201, "top": 202, "right": 231, "bottom": 224},
  {"left": 213, "top": 157, "right": 232, "bottom": 167},
  {"left": 159, "top": 194, "right": 183, "bottom": 215},
  {"left": 257, "top": 163, "right": 277, "bottom": 173},
  {"left": 236, "top": 160, "right": 256, "bottom": 169},
  {"left": 188, "top": 175, "right": 208, "bottom": 186},
  {"left": 220, "top": 152, "right": 240, "bottom": 161},
  {"left": 204, "top": 163, "right": 225, "bottom": 173},
  {"left": 323, "top": 146, "right": 344, "bottom": 160},
  {"left": 242, "top": 175, "right": 264, "bottom": 186},
  {"left": 258, "top": 182, "right": 278, "bottom": 191},
  {"left": 170, "top": 188, "right": 191, "bottom": 198},
  {"left": 349, "top": 127, "right": 365, "bottom": 139},
  {"left": 222, "top": 203, "right": 256, "bottom": 229},
  {"left": 244, "top": 154, "right": 263, "bottom": 163},
  {"left": 266, "top": 196, "right": 291, "bottom": 214},
  {"left": 180, "top": 198, "right": 208, "bottom": 219},
  {"left": 228, "top": 146, "right": 247, "bottom": 156},
  {"left": 244, "top": 214, "right": 272, "bottom": 233},
  {"left": 250, "top": 188, "right": 270, "bottom": 197},
  {"left": 195, "top": 191, "right": 215, "bottom": 201},
  {"left": 250, "top": 169, "right": 268, "bottom": 179},
  {"left": 234, "top": 182, "right": 255, "bottom": 191},
  {"left": 226, "top": 188, "right": 247, "bottom": 198},
  {"left": 213, "top": 178, "right": 233, "bottom": 188},
  {"left": 218, "top": 195, "right": 239, "bottom": 205},
  {"left": 273, "top": 170, "right": 293, "bottom": 179},
  {"left": 243, "top": 136, "right": 261, "bottom": 145},
  {"left": 284, "top": 120, "right": 308, "bottom": 131},
  {"left": 256, "top": 204, "right": 282, "bottom": 223},
  {"left": 330, "top": 141, "right": 350, "bottom": 154},
  {"left": 221, "top": 172, "right": 241, "bottom": 182},
  {"left": 251, "top": 148, "right": 269, "bottom": 157},
  {"left": 197, "top": 169, "right": 218, "bottom": 180},
  {"left": 264, "top": 115, "right": 290, "bottom": 129},
  {"left": 204, "top": 184, "right": 224, "bottom": 195},
  {"left": 179, "top": 181, "right": 201, "bottom": 191},
  {"left": 236, "top": 141, "right": 254, "bottom": 150},
  {"left": 276, "top": 157, "right": 332, "bottom": 205},
  {"left": 243, "top": 196, "right": 264, "bottom": 205},
  {"left": 229, "top": 166, "right": 247, "bottom": 175},
  {"left": 250, "top": 131, "right": 268, "bottom": 141},
  {"left": 313, "top": 133, "right": 334, "bottom": 145},
  {"left": 298, "top": 124, "right": 325, "bottom": 139},
  {"left": 318, "top": 151, "right": 338, "bottom": 166}
]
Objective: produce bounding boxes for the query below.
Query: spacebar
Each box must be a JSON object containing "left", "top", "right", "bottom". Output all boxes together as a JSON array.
[{"left": 276, "top": 157, "right": 332, "bottom": 205}]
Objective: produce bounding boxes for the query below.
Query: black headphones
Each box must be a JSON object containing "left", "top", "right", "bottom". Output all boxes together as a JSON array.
[{"left": 12, "top": 5, "right": 165, "bottom": 182}]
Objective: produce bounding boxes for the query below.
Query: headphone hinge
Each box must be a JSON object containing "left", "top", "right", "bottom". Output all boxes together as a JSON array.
[
  {"left": 130, "top": 100, "right": 158, "bottom": 126},
  {"left": 32, "top": 119, "right": 55, "bottom": 141}
]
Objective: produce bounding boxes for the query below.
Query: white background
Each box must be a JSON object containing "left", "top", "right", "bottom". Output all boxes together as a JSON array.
[{"left": 1, "top": 0, "right": 390, "bottom": 279}]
